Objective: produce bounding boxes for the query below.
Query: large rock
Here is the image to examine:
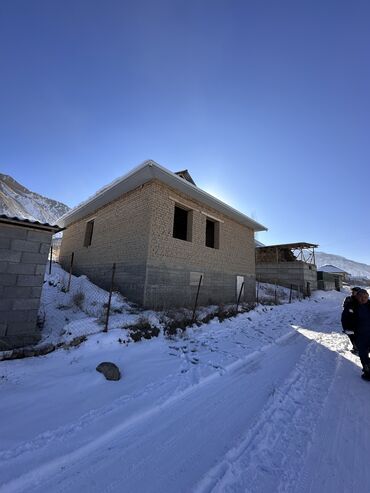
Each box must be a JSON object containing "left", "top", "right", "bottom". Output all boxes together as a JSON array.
[{"left": 96, "top": 362, "right": 121, "bottom": 381}]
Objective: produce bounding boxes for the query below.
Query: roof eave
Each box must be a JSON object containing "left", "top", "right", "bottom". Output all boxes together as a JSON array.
[{"left": 59, "top": 160, "right": 268, "bottom": 232}]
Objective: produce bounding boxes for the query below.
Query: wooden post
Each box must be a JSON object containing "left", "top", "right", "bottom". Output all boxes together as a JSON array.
[
  {"left": 191, "top": 274, "right": 203, "bottom": 324},
  {"left": 289, "top": 284, "right": 293, "bottom": 303},
  {"left": 66, "top": 252, "right": 74, "bottom": 292},
  {"left": 104, "top": 263, "right": 116, "bottom": 333},
  {"left": 236, "top": 281, "right": 245, "bottom": 312},
  {"left": 256, "top": 278, "right": 260, "bottom": 304},
  {"left": 49, "top": 244, "right": 53, "bottom": 275}
]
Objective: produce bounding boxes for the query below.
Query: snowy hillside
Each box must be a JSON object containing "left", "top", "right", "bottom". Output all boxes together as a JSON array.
[
  {"left": 316, "top": 251, "right": 370, "bottom": 280},
  {"left": 0, "top": 173, "right": 69, "bottom": 224}
]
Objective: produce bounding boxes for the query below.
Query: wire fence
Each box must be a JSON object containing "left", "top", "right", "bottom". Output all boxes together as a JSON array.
[
  {"left": 46, "top": 247, "right": 313, "bottom": 335},
  {"left": 256, "top": 278, "right": 312, "bottom": 305}
]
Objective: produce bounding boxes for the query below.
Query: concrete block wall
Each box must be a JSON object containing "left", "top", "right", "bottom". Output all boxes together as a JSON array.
[
  {"left": 256, "top": 261, "right": 318, "bottom": 294},
  {"left": 0, "top": 223, "right": 51, "bottom": 350},
  {"left": 145, "top": 181, "right": 256, "bottom": 308}
]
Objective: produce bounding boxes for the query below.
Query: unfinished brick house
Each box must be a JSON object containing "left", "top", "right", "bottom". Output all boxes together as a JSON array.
[
  {"left": 0, "top": 215, "right": 60, "bottom": 350},
  {"left": 59, "top": 160, "right": 267, "bottom": 309}
]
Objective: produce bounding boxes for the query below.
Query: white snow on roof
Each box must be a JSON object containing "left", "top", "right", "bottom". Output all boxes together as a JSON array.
[
  {"left": 317, "top": 264, "right": 349, "bottom": 274},
  {"left": 59, "top": 160, "right": 267, "bottom": 232}
]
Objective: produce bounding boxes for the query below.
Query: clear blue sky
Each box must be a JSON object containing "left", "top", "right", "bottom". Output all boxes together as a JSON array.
[{"left": 1, "top": 0, "right": 369, "bottom": 263}]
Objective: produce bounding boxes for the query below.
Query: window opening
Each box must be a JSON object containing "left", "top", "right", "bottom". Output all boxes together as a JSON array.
[
  {"left": 84, "top": 220, "right": 94, "bottom": 247},
  {"left": 173, "top": 206, "right": 189, "bottom": 241}
]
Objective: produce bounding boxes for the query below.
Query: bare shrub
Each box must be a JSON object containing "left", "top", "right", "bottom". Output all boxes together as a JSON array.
[
  {"left": 128, "top": 316, "right": 160, "bottom": 342},
  {"left": 72, "top": 291, "right": 85, "bottom": 309}
]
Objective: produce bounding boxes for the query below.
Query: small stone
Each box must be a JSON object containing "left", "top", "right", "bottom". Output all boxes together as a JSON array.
[{"left": 96, "top": 362, "right": 121, "bottom": 381}]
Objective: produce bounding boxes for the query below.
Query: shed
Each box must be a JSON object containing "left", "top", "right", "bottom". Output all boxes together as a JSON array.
[
  {"left": 256, "top": 242, "right": 319, "bottom": 295},
  {"left": 0, "top": 215, "right": 61, "bottom": 350},
  {"left": 317, "top": 264, "right": 349, "bottom": 282}
]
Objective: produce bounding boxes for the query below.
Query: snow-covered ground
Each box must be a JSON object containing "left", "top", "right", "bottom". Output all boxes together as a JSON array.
[{"left": 1, "top": 268, "right": 370, "bottom": 493}]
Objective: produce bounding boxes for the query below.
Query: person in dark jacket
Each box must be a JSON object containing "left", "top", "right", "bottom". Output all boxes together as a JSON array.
[
  {"left": 353, "top": 289, "right": 370, "bottom": 380},
  {"left": 341, "top": 287, "right": 361, "bottom": 354}
]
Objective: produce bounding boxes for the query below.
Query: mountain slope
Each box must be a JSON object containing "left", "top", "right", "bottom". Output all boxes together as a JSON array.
[
  {"left": 0, "top": 173, "right": 69, "bottom": 224},
  {"left": 316, "top": 251, "right": 370, "bottom": 279}
]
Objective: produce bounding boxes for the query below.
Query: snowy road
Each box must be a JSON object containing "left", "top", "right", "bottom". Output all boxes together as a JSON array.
[{"left": 1, "top": 292, "right": 370, "bottom": 493}]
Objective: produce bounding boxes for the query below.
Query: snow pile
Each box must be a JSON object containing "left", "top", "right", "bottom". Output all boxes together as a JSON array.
[{"left": 40, "top": 263, "right": 155, "bottom": 345}]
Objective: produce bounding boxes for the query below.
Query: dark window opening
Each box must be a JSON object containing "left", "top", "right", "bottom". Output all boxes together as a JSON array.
[
  {"left": 173, "top": 206, "right": 189, "bottom": 241},
  {"left": 206, "top": 219, "right": 215, "bottom": 248},
  {"left": 84, "top": 220, "right": 94, "bottom": 247}
]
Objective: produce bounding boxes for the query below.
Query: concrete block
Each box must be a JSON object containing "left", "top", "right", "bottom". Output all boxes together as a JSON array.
[
  {"left": 27, "top": 230, "right": 52, "bottom": 243},
  {"left": 0, "top": 273, "right": 17, "bottom": 286},
  {"left": 28, "top": 309, "right": 39, "bottom": 322},
  {"left": 11, "top": 239, "right": 40, "bottom": 253},
  {"left": 6, "top": 286, "right": 32, "bottom": 299},
  {"left": 6, "top": 321, "right": 36, "bottom": 335},
  {"left": 0, "top": 225, "right": 27, "bottom": 240},
  {"left": 0, "top": 261, "right": 7, "bottom": 273},
  {"left": 7, "top": 262, "right": 35, "bottom": 275},
  {"left": 0, "top": 333, "right": 40, "bottom": 350},
  {"left": 17, "top": 274, "right": 44, "bottom": 287},
  {"left": 0, "top": 238, "right": 11, "bottom": 249},
  {"left": 0, "top": 310, "right": 30, "bottom": 322},
  {"left": 35, "top": 264, "right": 46, "bottom": 275},
  {"left": 39, "top": 243, "right": 51, "bottom": 255},
  {"left": 31, "top": 286, "right": 43, "bottom": 298},
  {"left": 0, "top": 249, "right": 21, "bottom": 262},
  {"left": 0, "top": 323, "right": 7, "bottom": 337},
  {"left": 21, "top": 252, "right": 48, "bottom": 264},
  {"left": 0, "top": 299, "right": 13, "bottom": 311},
  {"left": 13, "top": 299, "right": 40, "bottom": 310}
]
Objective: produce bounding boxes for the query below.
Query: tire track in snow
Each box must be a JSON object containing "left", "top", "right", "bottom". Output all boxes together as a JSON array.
[
  {"left": 0, "top": 332, "right": 298, "bottom": 493},
  {"left": 194, "top": 334, "right": 341, "bottom": 493}
]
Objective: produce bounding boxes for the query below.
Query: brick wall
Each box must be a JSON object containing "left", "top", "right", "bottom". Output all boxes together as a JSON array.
[
  {"left": 145, "top": 181, "right": 256, "bottom": 308},
  {"left": 0, "top": 223, "right": 52, "bottom": 350},
  {"left": 59, "top": 183, "right": 152, "bottom": 304}
]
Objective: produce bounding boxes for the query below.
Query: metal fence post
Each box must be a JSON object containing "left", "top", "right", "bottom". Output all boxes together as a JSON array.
[
  {"left": 49, "top": 244, "right": 53, "bottom": 275},
  {"left": 66, "top": 252, "right": 74, "bottom": 292},
  {"left": 256, "top": 278, "right": 260, "bottom": 304},
  {"left": 236, "top": 281, "right": 245, "bottom": 312},
  {"left": 289, "top": 284, "right": 293, "bottom": 303},
  {"left": 191, "top": 274, "right": 203, "bottom": 324},
  {"left": 104, "top": 263, "right": 116, "bottom": 333}
]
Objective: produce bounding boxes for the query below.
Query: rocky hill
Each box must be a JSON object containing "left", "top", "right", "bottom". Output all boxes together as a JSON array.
[
  {"left": 0, "top": 173, "right": 69, "bottom": 225},
  {"left": 315, "top": 251, "right": 370, "bottom": 280}
]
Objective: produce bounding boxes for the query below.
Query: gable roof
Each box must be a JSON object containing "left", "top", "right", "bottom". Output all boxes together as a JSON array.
[
  {"left": 59, "top": 160, "right": 267, "bottom": 232},
  {"left": 174, "top": 170, "right": 196, "bottom": 186},
  {"left": 317, "top": 264, "right": 349, "bottom": 274}
]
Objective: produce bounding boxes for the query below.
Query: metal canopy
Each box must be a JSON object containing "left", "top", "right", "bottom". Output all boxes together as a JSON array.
[{"left": 256, "top": 242, "right": 319, "bottom": 265}]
